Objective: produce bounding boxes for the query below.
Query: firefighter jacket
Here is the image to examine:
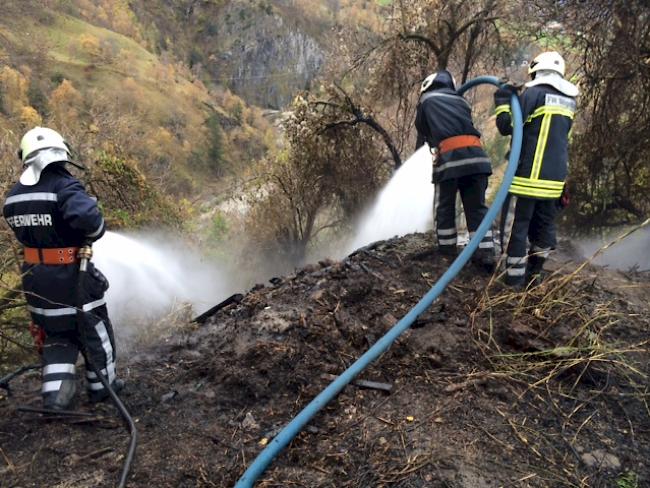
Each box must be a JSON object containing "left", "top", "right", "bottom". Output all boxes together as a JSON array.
[
  {"left": 3, "top": 163, "right": 108, "bottom": 332},
  {"left": 494, "top": 84, "right": 576, "bottom": 199},
  {"left": 415, "top": 88, "right": 492, "bottom": 183}
]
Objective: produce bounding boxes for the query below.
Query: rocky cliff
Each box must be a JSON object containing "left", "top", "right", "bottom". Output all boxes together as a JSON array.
[
  {"left": 211, "top": 2, "right": 325, "bottom": 108},
  {"left": 133, "top": 0, "right": 326, "bottom": 109}
]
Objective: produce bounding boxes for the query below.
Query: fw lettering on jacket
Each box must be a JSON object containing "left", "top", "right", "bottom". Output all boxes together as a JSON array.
[
  {"left": 6, "top": 213, "right": 53, "bottom": 228},
  {"left": 545, "top": 93, "right": 576, "bottom": 111}
]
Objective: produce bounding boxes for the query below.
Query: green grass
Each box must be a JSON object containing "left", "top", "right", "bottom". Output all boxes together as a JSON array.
[
  {"left": 9, "top": 11, "right": 210, "bottom": 127},
  {"left": 617, "top": 472, "right": 639, "bottom": 488},
  {"left": 41, "top": 13, "right": 157, "bottom": 73}
]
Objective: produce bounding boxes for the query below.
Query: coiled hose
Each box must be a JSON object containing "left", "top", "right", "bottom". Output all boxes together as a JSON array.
[{"left": 234, "top": 75, "right": 523, "bottom": 488}]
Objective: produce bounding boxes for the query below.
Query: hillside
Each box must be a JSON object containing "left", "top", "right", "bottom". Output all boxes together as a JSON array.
[
  {"left": 1, "top": 232, "right": 648, "bottom": 487},
  {"left": 0, "top": 0, "right": 275, "bottom": 226},
  {"left": 130, "top": 0, "right": 386, "bottom": 109},
  {"left": 0, "top": 0, "right": 389, "bottom": 229},
  {"left": 2, "top": 3, "right": 648, "bottom": 486}
]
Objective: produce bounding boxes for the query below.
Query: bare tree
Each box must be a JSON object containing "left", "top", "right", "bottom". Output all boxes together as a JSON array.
[
  {"left": 245, "top": 89, "right": 389, "bottom": 265},
  {"left": 392, "top": 0, "right": 500, "bottom": 77},
  {"left": 336, "top": 0, "right": 503, "bottom": 156},
  {"left": 316, "top": 83, "right": 402, "bottom": 169}
]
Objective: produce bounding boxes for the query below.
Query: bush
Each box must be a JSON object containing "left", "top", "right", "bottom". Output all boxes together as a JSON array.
[
  {"left": 89, "top": 153, "right": 184, "bottom": 229},
  {"left": 205, "top": 114, "right": 226, "bottom": 175}
]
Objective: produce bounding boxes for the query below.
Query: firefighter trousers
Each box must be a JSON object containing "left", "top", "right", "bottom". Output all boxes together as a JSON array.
[
  {"left": 500, "top": 195, "right": 558, "bottom": 285},
  {"left": 434, "top": 174, "right": 494, "bottom": 256},
  {"left": 24, "top": 263, "right": 118, "bottom": 408},
  {"left": 38, "top": 306, "right": 117, "bottom": 407}
]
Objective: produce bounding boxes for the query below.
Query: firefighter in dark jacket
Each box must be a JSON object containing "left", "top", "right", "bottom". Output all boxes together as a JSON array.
[
  {"left": 415, "top": 70, "right": 495, "bottom": 270},
  {"left": 3, "top": 127, "right": 122, "bottom": 410},
  {"left": 494, "top": 51, "right": 578, "bottom": 286}
]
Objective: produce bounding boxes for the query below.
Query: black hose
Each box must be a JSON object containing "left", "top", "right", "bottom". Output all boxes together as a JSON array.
[
  {"left": 0, "top": 364, "right": 41, "bottom": 394},
  {"left": 76, "top": 248, "right": 137, "bottom": 488},
  {"left": 17, "top": 405, "right": 97, "bottom": 417}
]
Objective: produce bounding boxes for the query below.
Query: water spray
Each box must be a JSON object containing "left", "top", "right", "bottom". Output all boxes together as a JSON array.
[
  {"left": 345, "top": 146, "right": 434, "bottom": 254},
  {"left": 92, "top": 231, "right": 237, "bottom": 346}
]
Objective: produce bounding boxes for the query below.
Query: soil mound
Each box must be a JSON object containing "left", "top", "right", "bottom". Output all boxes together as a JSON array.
[{"left": 1, "top": 232, "right": 649, "bottom": 487}]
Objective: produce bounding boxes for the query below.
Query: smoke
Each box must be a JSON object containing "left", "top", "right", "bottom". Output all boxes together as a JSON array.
[
  {"left": 575, "top": 226, "right": 650, "bottom": 271},
  {"left": 92, "top": 231, "right": 241, "bottom": 348}
]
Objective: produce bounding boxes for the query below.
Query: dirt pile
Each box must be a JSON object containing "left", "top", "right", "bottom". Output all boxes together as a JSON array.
[{"left": 1, "top": 232, "right": 649, "bottom": 487}]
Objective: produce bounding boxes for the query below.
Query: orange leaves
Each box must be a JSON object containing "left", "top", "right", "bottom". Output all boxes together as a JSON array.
[
  {"left": 49, "top": 79, "right": 83, "bottom": 129},
  {"left": 79, "top": 33, "right": 101, "bottom": 59},
  {"left": 0, "top": 66, "right": 29, "bottom": 116},
  {"left": 18, "top": 107, "right": 42, "bottom": 129}
]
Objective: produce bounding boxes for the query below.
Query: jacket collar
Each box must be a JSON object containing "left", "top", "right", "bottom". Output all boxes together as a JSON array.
[{"left": 525, "top": 71, "right": 579, "bottom": 97}]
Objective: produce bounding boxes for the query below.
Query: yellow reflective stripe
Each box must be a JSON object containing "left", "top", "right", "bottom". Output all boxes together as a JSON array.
[
  {"left": 509, "top": 185, "right": 563, "bottom": 198},
  {"left": 530, "top": 113, "right": 552, "bottom": 180},
  {"left": 512, "top": 177, "right": 564, "bottom": 189},
  {"left": 495, "top": 104, "right": 510, "bottom": 116},
  {"left": 526, "top": 106, "right": 575, "bottom": 123}
]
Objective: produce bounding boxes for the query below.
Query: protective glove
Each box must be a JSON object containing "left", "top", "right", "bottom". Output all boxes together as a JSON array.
[
  {"left": 494, "top": 83, "right": 520, "bottom": 107},
  {"left": 558, "top": 186, "right": 571, "bottom": 209}
]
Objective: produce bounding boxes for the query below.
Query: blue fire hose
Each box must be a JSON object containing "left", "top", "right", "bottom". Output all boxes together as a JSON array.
[{"left": 234, "top": 75, "right": 523, "bottom": 487}]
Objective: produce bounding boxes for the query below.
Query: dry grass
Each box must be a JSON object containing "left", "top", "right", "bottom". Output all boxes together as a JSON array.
[{"left": 465, "top": 220, "right": 650, "bottom": 486}]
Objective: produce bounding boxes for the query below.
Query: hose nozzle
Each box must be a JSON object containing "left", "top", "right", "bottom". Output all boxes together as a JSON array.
[
  {"left": 77, "top": 245, "right": 93, "bottom": 271},
  {"left": 77, "top": 245, "right": 93, "bottom": 260}
]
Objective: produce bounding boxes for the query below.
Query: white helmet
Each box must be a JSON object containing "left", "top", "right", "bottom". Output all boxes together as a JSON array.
[
  {"left": 18, "top": 127, "right": 72, "bottom": 186},
  {"left": 18, "top": 127, "right": 69, "bottom": 162},
  {"left": 420, "top": 70, "right": 456, "bottom": 94},
  {"left": 528, "top": 51, "right": 566, "bottom": 78}
]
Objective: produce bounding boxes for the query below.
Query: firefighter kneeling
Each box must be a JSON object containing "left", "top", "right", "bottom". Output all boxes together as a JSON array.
[{"left": 3, "top": 127, "right": 123, "bottom": 410}]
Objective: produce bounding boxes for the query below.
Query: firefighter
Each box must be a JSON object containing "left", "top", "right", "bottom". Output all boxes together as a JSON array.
[
  {"left": 3, "top": 127, "right": 122, "bottom": 410},
  {"left": 415, "top": 70, "right": 495, "bottom": 271},
  {"left": 494, "top": 51, "right": 579, "bottom": 287}
]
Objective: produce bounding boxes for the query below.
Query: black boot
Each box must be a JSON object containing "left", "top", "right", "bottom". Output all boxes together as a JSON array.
[
  {"left": 472, "top": 248, "right": 496, "bottom": 274},
  {"left": 526, "top": 255, "right": 546, "bottom": 285},
  {"left": 504, "top": 273, "right": 526, "bottom": 290},
  {"left": 43, "top": 379, "right": 77, "bottom": 411},
  {"left": 438, "top": 244, "right": 458, "bottom": 257},
  {"left": 89, "top": 378, "right": 125, "bottom": 404}
]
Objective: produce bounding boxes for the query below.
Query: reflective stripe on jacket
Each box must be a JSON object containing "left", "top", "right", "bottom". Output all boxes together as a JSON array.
[
  {"left": 3, "top": 163, "right": 107, "bottom": 329},
  {"left": 3, "top": 164, "right": 105, "bottom": 248},
  {"left": 495, "top": 85, "right": 576, "bottom": 199}
]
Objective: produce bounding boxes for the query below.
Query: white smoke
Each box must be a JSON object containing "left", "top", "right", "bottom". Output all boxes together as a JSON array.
[
  {"left": 92, "top": 231, "right": 239, "bottom": 345},
  {"left": 576, "top": 226, "right": 650, "bottom": 271}
]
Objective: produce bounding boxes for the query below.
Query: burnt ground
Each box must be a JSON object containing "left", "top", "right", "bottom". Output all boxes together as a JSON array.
[{"left": 1, "top": 232, "right": 649, "bottom": 488}]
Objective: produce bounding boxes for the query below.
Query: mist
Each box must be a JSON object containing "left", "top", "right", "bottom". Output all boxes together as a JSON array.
[
  {"left": 576, "top": 226, "right": 650, "bottom": 271},
  {"left": 92, "top": 231, "right": 242, "bottom": 347}
]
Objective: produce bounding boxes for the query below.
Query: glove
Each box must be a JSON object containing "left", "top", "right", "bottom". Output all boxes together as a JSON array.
[
  {"left": 29, "top": 322, "right": 46, "bottom": 355},
  {"left": 494, "top": 83, "right": 520, "bottom": 106},
  {"left": 558, "top": 186, "right": 570, "bottom": 209}
]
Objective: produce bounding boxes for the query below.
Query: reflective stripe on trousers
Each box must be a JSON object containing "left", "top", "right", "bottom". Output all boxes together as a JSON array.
[
  {"left": 86, "top": 320, "right": 117, "bottom": 391},
  {"left": 469, "top": 229, "right": 494, "bottom": 249},
  {"left": 42, "top": 362, "right": 76, "bottom": 394}
]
